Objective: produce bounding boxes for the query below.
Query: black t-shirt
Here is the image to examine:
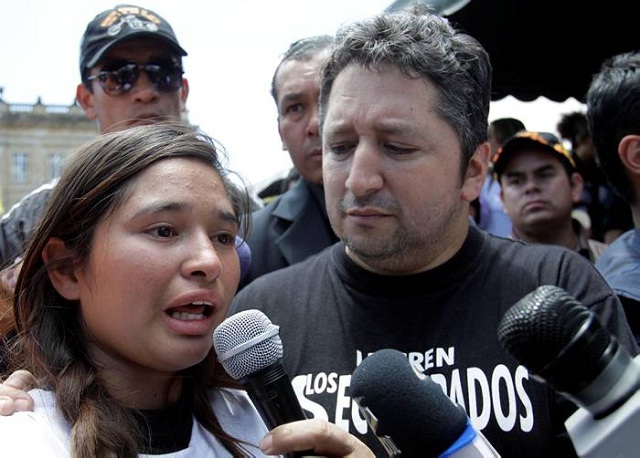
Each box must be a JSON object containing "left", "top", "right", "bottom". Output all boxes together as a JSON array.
[{"left": 231, "top": 225, "right": 637, "bottom": 457}]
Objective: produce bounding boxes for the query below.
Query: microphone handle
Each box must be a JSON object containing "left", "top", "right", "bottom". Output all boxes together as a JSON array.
[
  {"left": 564, "top": 354, "right": 640, "bottom": 457},
  {"left": 244, "top": 362, "right": 307, "bottom": 427},
  {"left": 244, "top": 362, "right": 317, "bottom": 458}
]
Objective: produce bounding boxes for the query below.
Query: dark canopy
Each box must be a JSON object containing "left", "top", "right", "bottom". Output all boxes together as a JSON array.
[{"left": 446, "top": 1, "right": 637, "bottom": 102}]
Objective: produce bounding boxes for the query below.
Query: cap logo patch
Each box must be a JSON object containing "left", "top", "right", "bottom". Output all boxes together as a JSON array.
[{"left": 100, "top": 7, "right": 161, "bottom": 37}]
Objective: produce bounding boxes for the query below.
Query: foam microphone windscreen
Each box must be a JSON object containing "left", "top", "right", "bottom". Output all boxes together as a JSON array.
[
  {"left": 350, "top": 348, "right": 467, "bottom": 457},
  {"left": 213, "top": 309, "right": 283, "bottom": 380},
  {"left": 496, "top": 284, "right": 611, "bottom": 393}
]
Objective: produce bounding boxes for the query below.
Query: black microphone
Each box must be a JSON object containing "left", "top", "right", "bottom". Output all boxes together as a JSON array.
[
  {"left": 497, "top": 285, "right": 640, "bottom": 457},
  {"left": 350, "top": 348, "right": 500, "bottom": 457},
  {"left": 212, "top": 309, "right": 313, "bottom": 457}
]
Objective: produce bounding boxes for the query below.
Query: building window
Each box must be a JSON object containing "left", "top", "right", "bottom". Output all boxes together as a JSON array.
[
  {"left": 48, "top": 153, "right": 65, "bottom": 179},
  {"left": 11, "top": 153, "right": 28, "bottom": 184}
]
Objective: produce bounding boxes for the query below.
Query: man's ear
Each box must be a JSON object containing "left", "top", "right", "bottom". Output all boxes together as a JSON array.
[
  {"left": 180, "top": 77, "right": 190, "bottom": 113},
  {"left": 276, "top": 115, "right": 288, "bottom": 151},
  {"left": 462, "top": 142, "right": 490, "bottom": 202},
  {"left": 619, "top": 135, "right": 640, "bottom": 175},
  {"left": 76, "top": 83, "right": 97, "bottom": 121},
  {"left": 569, "top": 172, "right": 584, "bottom": 203},
  {"left": 42, "top": 238, "right": 80, "bottom": 300}
]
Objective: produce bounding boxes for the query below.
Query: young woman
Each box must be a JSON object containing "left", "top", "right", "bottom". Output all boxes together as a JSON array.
[{"left": 0, "top": 122, "right": 372, "bottom": 457}]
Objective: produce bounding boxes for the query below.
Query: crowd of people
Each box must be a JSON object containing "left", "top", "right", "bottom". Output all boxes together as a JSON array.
[
  {"left": 0, "top": 4, "right": 370, "bottom": 456},
  {"left": 0, "top": 3, "right": 638, "bottom": 457}
]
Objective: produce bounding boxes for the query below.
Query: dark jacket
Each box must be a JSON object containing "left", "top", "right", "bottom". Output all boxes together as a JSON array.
[
  {"left": 239, "top": 178, "right": 337, "bottom": 289},
  {"left": 0, "top": 180, "right": 56, "bottom": 269}
]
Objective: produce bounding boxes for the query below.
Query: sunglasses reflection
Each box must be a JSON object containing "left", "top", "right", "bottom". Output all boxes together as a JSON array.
[{"left": 87, "top": 61, "right": 184, "bottom": 95}]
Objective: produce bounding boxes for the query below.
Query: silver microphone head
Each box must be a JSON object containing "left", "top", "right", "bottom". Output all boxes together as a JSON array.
[{"left": 213, "top": 309, "right": 283, "bottom": 380}]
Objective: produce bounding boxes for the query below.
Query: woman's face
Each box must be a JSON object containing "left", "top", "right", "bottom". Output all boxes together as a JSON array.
[{"left": 66, "top": 158, "right": 240, "bottom": 380}]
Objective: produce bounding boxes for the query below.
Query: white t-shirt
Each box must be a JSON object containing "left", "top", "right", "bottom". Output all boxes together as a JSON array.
[{"left": 0, "top": 388, "right": 274, "bottom": 457}]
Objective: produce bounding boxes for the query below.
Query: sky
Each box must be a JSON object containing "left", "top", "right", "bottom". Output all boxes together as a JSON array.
[{"left": 0, "top": 0, "right": 585, "bottom": 193}]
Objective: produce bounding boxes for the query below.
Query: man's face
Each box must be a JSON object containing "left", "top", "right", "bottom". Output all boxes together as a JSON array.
[
  {"left": 500, "top": 149, "right": 582, "bottom": 234},
  {"left": 77, "top": 37, "right": 189, "bottom": 133},
  {"left": 322, "top": 63, "right": 488, "bottom": 274},
  {"left": 274, "top": 50, "right": 330, "bottom": 184}
]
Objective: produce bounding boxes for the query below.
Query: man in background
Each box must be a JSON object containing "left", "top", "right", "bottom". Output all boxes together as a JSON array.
[
  {"left": 0, "top": 4, "right": 188, "bottom": 270},
  {"left": 0, "top": 4, "right": 251, "bottom": 278},
  {"left": 239, "top": 35, "right": 338, "bottom": 288},
  {"left": 476, "top": 117, "right": 525, "bottom": 236},
  {"left": 493, "top": 130, "right": 607, "bottom": 262},
  {"left": 557, "top": 111, "right": 633, "bottom": 243},
  {"left": 587, "top": 51, "right": 640, "bottom": 343}
]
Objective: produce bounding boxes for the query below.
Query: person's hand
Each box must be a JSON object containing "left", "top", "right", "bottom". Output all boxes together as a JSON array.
[
  {"left": 259, "top": 418, "right": 374, "bottom": 457},
  {"left": 0, "top": 370, "right": 37, "bottom": 415}
]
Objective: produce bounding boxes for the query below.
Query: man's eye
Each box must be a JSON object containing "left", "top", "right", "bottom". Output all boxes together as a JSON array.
[
  {"left": 328, "top": 143, "right": 353, "bottom": 156},
  {"left": 285, "top": 103, "right": 303, "bottom": 115},
  {"left": 386, "top": 144, "right": 415, "bottom": 155}
]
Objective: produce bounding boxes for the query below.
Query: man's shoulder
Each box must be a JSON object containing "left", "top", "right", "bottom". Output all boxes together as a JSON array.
[
  {"left": 249, "top": 192, "right": 285, "bottom": 227},
  {"left": 596, "top": 229, "right": 640, "bottom": 270},
  {"left": 1, "top": 179, "right": 57, "bottom": 223},
  {"left": 483, "top": 231, "right": 599, "bottom": 279},
  {"left": 595, "top": 230, "right": 640, "bottom": 301},
  {"left": 608, "top": 229, "right": 640, "bottom": 253},
  {"left": 0, "top": 179, "right": 58, "bottom": 267},
  {"left": 251, "top": 181, "right": 314, "bottom": 220}
]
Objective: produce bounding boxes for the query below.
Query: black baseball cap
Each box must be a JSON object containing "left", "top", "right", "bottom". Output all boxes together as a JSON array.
[
  {"left": 492, "top": 131, "right": 577, "bottom": 180},
  {"left": 79, "top": 4, "right": 187, "bottom": 77}
]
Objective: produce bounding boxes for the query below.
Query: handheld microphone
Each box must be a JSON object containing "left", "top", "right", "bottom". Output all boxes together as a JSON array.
[
  {"left": 350, "top": 348, "right": 500, "bottom": 458},
  {"left": 497, "top": 285, "right": 640, "bottom": 457},
  {"left": 213, "top": 309, "right": 313, "bottom": 457}
]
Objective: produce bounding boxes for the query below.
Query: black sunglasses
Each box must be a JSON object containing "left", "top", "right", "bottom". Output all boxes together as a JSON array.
[{"left": 86, "top": 61, "right": 184, "bottom": 96}]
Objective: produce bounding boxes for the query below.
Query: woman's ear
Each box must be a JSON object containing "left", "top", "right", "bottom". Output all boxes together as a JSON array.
[{"left": 42, "top": 237, "right": 80, "bottom": 300}]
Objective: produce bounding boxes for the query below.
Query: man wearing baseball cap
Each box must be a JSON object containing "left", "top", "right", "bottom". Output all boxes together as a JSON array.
[
  {"left": 0, "top": 4, "right": 191, "bottom": 272},
  {"left": 492, "top": 131, "right": 608, "bottom": 261},
  {"left": 77, "top": 4, "right": 189, "bottom": 133},
  {"left": 0, "top": 5, "right": 255, "bottom": 278}
]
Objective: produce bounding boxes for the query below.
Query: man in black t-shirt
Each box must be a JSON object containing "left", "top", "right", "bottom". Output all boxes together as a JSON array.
[{"left": 231, "top": 7, "right": 637, "bottom": 458}]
